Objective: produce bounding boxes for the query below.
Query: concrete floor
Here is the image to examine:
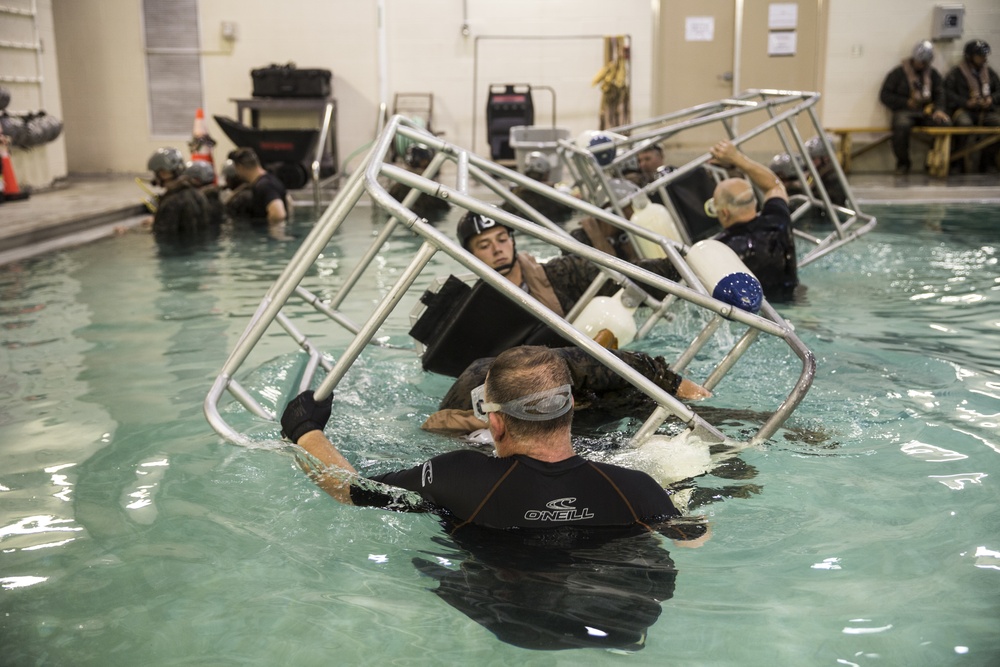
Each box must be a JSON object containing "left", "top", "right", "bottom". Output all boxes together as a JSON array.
[{"left": 1, "top": 170, "right": 998, "bottom": 267}]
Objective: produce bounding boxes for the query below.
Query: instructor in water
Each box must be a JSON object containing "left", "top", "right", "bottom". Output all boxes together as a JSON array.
[{"left": 282, "top": 346, "right": 686, "bottom": 532}]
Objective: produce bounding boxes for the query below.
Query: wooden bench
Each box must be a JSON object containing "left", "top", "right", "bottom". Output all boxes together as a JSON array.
[
  {"left": 826, "top": 127, "right": 891, "bottom": 174},
  {"left": 914, "top": 126, "right": 1000, "bottom": 177},
  {"left": 826, "top": 125, "right": 1000, "bottom": 177}
]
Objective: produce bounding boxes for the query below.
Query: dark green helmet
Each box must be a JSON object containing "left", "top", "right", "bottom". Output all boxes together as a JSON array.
[
  {"left": 184, "top": 160, "right": 216, "bottom": 186},
  {"left": 147, "top": 147, "right": 184, "bottom": 175}
]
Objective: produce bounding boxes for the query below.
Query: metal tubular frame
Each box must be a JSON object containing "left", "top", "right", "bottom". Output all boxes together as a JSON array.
[
  {"left": 205, "top": 113, "right": 818, "bottom": 450},
  {"left": 564, "top": 89, "right": 877, "bottom": 268}
]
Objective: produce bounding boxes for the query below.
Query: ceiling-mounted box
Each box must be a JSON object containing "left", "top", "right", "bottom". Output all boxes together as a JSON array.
[{"left": 932, "top": 5, "right": 964, "bottom": 40}]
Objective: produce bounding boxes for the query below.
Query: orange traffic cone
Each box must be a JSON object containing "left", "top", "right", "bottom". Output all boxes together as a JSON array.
[
  {"left": 188, "top": 108, "right": 217, "bottom": 184},
  {"left": 0, "top": 135, "right": 29, "bottom": 202}
]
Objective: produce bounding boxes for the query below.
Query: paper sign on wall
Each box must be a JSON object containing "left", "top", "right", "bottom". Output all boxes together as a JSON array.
[
  {"left": 768, "top": 3, "right": 798, "bottom": 30},
  {"left": 685, "top": 16, "right": 714, "bottom": 42},
  {"left": 768, "top": 30, "right": 797, "bottom": 56}
]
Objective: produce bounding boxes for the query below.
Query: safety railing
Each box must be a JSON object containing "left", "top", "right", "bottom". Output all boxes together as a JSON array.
[{"left": 205, "top": 115, "right": 816, "bottom": 452}]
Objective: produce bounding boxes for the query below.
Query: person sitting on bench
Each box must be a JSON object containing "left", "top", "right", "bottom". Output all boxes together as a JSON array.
[
  {"left": 944, "top": 39, "right": 1000, "bottom": 174},
  {"left": 879, "top": 39, "right": 951, "bottom": 175}
]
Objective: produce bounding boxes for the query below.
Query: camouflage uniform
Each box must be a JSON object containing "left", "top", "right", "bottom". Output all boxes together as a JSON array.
[
  {"left": 199, "top": 184, "right": 224, "bottom": 225},
  {"left": 568, "top": 218, "right": 639, "bottom": 262},
  {"left": 429, "top": 252, "right": 688, "bottom": 424},
  {"left": 224, "top": 183, "right": 255, "bottom": 220},
  {"left": 537, "top": 252, "right": 682, "bottom": 313},
  {"left": 152, "top": 177, "right": 211, "bottom": 241}
]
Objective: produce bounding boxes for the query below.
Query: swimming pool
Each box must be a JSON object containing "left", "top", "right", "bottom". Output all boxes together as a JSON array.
[{"left": 1, "top": 203, "right": 998, "bottom": 665}]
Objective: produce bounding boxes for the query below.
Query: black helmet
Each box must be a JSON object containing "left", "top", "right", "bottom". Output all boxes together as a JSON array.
[
  {"left": 457, "top": 211, "right": 509, "bottom": 250},
  {"left": 965, "top": 39, "right": 991, "bottom": 59},
  {"left": 405, "top": 143, "right": 434, "bottom": 169},
  {"left": 147, "top": 147, "right": 184, "bottom": 175}
]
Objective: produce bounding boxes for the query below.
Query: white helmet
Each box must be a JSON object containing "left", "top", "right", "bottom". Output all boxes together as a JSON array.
[{"left": 912, "top": 40, "right": 934, "bottom": 64}]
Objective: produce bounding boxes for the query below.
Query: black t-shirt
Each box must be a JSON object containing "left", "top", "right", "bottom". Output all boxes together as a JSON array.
[
  {"left": 251, "top": 172, "right": 287, "bottom": 219},
  {"left": 351, "top": 450, "right": 679, "bottom": 530},
  {"left": 715, "top": 197, "right": 798, "bottom": 299}
]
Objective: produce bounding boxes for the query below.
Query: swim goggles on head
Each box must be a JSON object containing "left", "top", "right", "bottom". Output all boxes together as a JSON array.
[
  {"left": 703, "top": 198, "right": 718, "bottom": 218},
  {"left": 470, "top": 384, "right": 573, "bottom": 423},
  {"left": 705, "top": 189, "right": 756, "bottom": 218}
]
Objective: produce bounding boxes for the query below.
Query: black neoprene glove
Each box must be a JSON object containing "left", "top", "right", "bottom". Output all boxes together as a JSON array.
[{"left": 280, "top": 390, "right": 333, "bottom": 443}]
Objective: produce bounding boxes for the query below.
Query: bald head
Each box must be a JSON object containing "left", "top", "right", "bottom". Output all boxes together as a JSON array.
[{"left": 713, "top": 178, "right": 758, "bottom": 227}]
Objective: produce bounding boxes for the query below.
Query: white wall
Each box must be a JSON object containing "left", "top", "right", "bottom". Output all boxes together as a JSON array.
[
  {"left": 383, "top": 0, "right": 652, "bottom": 158},
  {"left": 1, "top": 0, "right": 67, "bottom": 189},
  {"left": 45, "top": 0, "right": 1000, "bottom": 178},
  {"left": 52, "top": 0, "right": 652, "bottom": 176},
  {"left": 823, "top": 0, "right": 1000, "bottom": 127}
]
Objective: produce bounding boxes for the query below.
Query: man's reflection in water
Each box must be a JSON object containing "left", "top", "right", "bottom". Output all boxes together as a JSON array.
[{"left": 413, "top": 520, "right": 707, "bottom": 651}]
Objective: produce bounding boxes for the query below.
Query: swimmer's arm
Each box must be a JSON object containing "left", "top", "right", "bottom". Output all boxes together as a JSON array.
[
  {"left": 710, "top": 140, "right": 788, "bottom": 203},
  {"left": 295, "top": 430, "right": 357, "bottom": 505},
  {"left": 266, "top": 197, "right": 288, "bottom": 224},
  {"left": 672, "top": 523, "right": 712, "bottom": 548},
  {"left": 676, "top": 377, "right": 711, "bottom": 401},
  {"left": 656, "top": 515, "right": 712, "bottom": 548}
]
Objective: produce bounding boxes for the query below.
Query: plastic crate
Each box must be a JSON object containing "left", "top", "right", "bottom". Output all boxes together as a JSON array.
[{"left": 509, "top": 126, "right": 570, "bottom": 182}]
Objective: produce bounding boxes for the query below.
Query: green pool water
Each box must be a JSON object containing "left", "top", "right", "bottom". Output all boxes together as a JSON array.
[{"left": 1, "top": 203, "right": 998, "bottom": 665}]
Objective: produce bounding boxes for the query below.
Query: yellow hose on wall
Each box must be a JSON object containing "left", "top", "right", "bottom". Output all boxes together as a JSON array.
[{"left": 592, "top": 35, "right": 631, "bottom": 129}]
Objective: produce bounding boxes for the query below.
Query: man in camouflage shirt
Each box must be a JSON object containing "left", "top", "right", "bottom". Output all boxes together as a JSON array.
[
  {"left": 146, "top": 147, "right": 211, "bottom": 242},
  {"left": 422, "top": 213, "right": 708, "bottom": 434}
]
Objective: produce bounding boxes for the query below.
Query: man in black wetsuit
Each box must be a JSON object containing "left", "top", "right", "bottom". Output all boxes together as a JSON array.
[
  {"left": 708, "top": 139, "right": 798, "bottom": 301},
  {"left": 636, "top": 142, "right": 665, "bottom": 187},
  {"left": 228, "top": 147, "right": 290, "bottom": 224},
  {"left": 283, "top": 346, "right": 708, "bottom": 650},
  {"left": 281, "top": 346, "right": 685, "bottom": 532}
]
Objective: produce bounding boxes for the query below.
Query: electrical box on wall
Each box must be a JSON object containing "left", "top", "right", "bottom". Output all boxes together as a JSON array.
[{"left": 931, "top": 5, "right": 964, "bottom": 40}]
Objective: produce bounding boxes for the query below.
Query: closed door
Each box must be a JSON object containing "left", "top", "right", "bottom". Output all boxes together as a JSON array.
[
  {"left": 655, "top": 0, "right": 827, "bottom": 154},
  {"left": 656, "top": 0, "right": 737, "bottom": 150}
]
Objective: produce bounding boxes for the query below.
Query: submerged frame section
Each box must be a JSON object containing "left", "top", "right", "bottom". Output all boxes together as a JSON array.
[{"left": 205, "top": 115, "right": 816, "bottom": 451}]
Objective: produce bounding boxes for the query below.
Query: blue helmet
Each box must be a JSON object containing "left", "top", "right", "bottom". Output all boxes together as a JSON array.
[{"left": 587, "top": 134, "right": 618, "bottom": 166}]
